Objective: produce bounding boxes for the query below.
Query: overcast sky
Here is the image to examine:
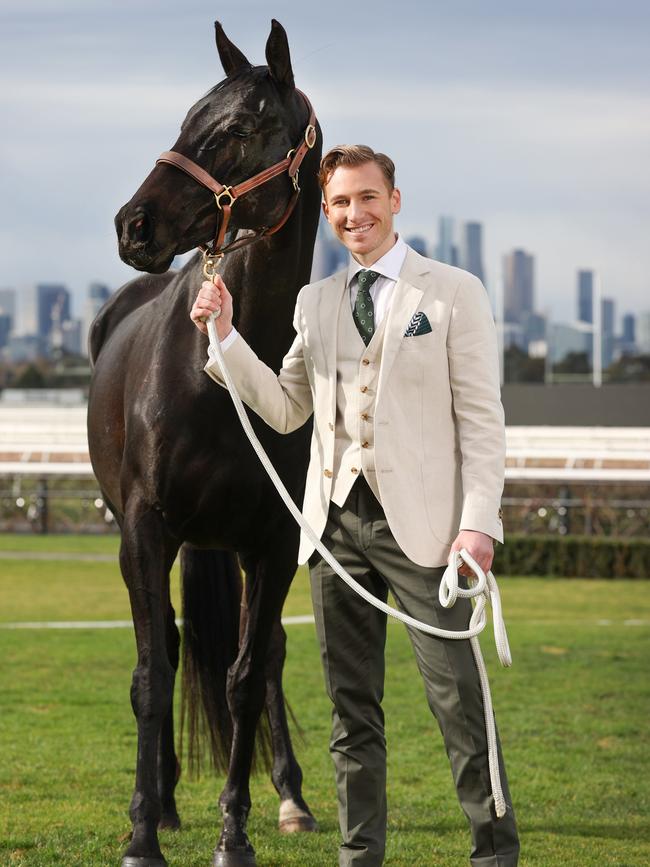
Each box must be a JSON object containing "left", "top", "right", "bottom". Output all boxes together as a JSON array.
[{"left": 1, "top": 0, "right": 649, "bottom": 326}]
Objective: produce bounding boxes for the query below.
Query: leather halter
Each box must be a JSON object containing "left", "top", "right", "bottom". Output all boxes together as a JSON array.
[{"left": 155, "top": 89, "right": 317, "bottom": 272}]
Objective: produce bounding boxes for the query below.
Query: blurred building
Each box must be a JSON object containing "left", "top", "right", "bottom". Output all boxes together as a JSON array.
[
  {"left": 0, "top": 288, "right": 16, "bottom": 330},
  {"left": 435, "top": 216, "right": 458, "bottom": 266},
  {"left": 405, "top": 235, "right": 428, "bottom": 256},
  {"left": 637, "top": 312, "right": 650, "bottom": 354},
  {"left": 0, "top": 314, "right": 11, "bottom": 350},
  {"left": 577, "top": 270, "right": 594, "bottom": 324},
  {"left": 503, "top": 249, "right": 534, "bottom": 324},
  {"left": 460, "top": 221, "right": 485, "bottom": 284},
  {"left": 548, "top": 321, "right": 593, "bottom": 365},
  {"left": 601, "top": 297, "right": 616, "bottom": 367},
  {"left": 83, "top": 282, "right": 112, "bottom": 357}
]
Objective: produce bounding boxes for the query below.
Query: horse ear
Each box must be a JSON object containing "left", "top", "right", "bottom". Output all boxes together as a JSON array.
[
  {"left": 215, "top": 21, "right": 251, "bottom": 76},
  {"left": 265, "top": 19, "right": 295, "bottom": 89}
]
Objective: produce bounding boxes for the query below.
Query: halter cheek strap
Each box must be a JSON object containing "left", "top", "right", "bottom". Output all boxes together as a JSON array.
[{"left": 155, "top": 89, "right": 317, "bottom": 268}]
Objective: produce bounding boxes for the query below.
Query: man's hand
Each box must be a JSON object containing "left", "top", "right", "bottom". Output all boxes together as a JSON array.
[
  {"left": 190, "top": 276, "right": 234, "bottom": 341},
  {"left": 450, "top": 530, "right": 494, "bottom": 578}
]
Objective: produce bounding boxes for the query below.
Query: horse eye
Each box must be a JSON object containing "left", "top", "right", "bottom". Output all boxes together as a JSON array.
[{"left": 228, "top": 126, "right": 253, "bottom": 140}]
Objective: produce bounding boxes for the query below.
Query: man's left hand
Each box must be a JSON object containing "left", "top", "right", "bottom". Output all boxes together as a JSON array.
[{"left": 450, "top": 530, "right": 494, "bottom": 578}]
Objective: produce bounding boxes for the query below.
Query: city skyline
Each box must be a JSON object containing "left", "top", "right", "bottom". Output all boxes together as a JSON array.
[{"left": 1, "top": 2, "right": 649, "bottom": 324}]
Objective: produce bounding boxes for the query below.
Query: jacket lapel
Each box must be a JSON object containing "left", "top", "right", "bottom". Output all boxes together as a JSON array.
[
  {"left": 319, "top": 269, "right": 348, "bottom": 419},
  {"left": 376, "top": 249, "right": 427, "bottom": 400}
]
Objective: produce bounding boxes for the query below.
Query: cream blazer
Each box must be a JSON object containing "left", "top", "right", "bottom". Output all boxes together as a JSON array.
[{"left": 204, "top": 247, "right": 505, "bottom": 567}]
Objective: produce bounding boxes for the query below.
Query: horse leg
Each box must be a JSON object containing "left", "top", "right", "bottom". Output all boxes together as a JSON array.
[
  {"left": 120, "top": 500, "right": 179, "bottom": 867},
  {"left": 265, "top": 619, "right": 318, "bottom": 833},
  {"left": 212, "top": 547, "right": 295, "bottom": 867},
  {"left": 157, "top": 602, "right": 181, "bottom": 831}
]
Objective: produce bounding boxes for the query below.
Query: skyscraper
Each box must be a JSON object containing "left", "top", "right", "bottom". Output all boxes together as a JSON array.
[
  {"left": 0, "top": 288, "right": 16, "bottom": 328},
  {"left": 435, "top": 216, "right": 458, "bottom": 266},
  {"left": 36, "top": 283, "right": 71, "bottom": 340},
  {"left": 622, "top": 313, "right": 636, "bottom": 344},
  {"left": 83, "top": 282, "right": 112, "bottom": 355},
  {"left": 502, "top": 249, "right": 534, "bottom": 324},
  {"left": 460, "top": 222, "right": 484, "bottom": 284},
  {"left": 577, "top": 270, "right": 594, "bottom": 324},
  {"left": 601, "top": 297, "right": 615, "bottom": 367},
  {"left": 405, "top": 235, "right": 428, "bottom": 257}
]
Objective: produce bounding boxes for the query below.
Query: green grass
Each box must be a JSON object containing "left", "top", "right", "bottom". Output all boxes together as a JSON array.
[{"left": 1, "top": 536, "right": 649, "bottom": 865}]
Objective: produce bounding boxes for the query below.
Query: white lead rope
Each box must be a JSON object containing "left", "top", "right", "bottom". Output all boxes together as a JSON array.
[{"left": 206, "top": 313, "right": 511, "bottom": 818}]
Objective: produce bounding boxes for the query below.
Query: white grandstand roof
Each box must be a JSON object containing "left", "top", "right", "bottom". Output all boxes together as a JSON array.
[{"left": 0, "top": 406, "right": 649, "bottom": 482}]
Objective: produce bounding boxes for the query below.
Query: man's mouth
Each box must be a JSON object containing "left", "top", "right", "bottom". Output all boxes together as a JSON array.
[{"left": 346, "top": 223, "right": 373, "bottom": 235}]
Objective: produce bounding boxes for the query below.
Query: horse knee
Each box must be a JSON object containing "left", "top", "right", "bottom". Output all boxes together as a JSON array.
[
  {"left": 226, "top": 661, "right": 266, "bottom": 719},
  {"left": 130, "top": 661, "right": 175, "bottom": 720}
]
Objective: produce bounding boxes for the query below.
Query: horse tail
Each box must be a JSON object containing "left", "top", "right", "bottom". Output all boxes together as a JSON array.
[{"left": 179, "top": 545, "right": 242, "bottom": 776}]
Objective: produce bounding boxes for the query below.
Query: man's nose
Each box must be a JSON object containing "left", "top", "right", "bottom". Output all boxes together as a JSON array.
[{"left": 347, "top": 199, "right": 364, "bottom": 222}]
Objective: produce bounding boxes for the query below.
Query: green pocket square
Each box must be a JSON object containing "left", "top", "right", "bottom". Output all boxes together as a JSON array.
[{"left": 404, "top": 312, "right": 433, "bottom": 337}]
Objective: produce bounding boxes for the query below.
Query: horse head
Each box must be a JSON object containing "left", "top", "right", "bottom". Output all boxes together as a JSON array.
[{"left": 115, "top": 19, "right": 315, "bottom": 273}]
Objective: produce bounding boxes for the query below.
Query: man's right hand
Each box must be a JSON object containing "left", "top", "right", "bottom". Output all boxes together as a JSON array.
[{"left": 190, "top": 276, "right": 234, "bottom": 341}]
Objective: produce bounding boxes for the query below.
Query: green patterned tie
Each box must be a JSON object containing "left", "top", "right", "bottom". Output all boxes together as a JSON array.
[{"left": 353, "top": 269, "right": 380, "bottom": 346}]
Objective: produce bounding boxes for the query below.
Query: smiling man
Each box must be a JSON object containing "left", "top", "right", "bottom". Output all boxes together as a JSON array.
[{"left": 191, "top": 144, "right": 519, "bottom": 867}]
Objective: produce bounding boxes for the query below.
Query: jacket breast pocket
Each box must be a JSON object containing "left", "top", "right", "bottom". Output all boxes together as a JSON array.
[{"left": 399, "top": 329, "right": 439, "bottom": 353}]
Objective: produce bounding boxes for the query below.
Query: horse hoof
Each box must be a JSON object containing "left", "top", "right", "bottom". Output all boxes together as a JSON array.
[
  {"left": 158, "top": 812, "right": 181, "bottom": 831},
  {"left": 279, "top": 815, "right": 318, "bottom": 833},
  {"left": 278, "top": 799, "right": 318, "bottom": 834},
  {"left": 122, "top": 858, "right": 168, "bottom": 867},
  {"left": 212, "top": 850, "right": 257, "bottom": 867}
]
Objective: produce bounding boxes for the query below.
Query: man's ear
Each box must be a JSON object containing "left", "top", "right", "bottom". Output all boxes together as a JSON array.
[
  {"left": 391, "top": 188, "right": 402, "bottom": 215},
  {"left": 322, "top": 199, "right": 331, "bottom": 222}
]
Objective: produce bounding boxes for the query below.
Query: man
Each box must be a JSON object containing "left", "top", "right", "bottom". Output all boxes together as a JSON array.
[{"left": 191, "top": 145, "right": 519, "bottom": 866}]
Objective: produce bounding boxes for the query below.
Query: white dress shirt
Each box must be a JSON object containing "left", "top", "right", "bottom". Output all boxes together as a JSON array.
[
  {"left": 345, "top": 233, "right": 407, "bottom": 328},
  {"left": 210, "top": 234, "right": 408, "bottom": 357}
]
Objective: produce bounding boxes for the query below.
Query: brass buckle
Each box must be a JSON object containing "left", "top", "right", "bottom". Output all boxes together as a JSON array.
[
  {"left": 304, "top": 124, "right": 317, "bottom": 149},
  {"left": 214, "top": 186, "right": 235, "bottom": 210},
  {"left": 203, "top": 250, "right": 224, "bottom": 280}
]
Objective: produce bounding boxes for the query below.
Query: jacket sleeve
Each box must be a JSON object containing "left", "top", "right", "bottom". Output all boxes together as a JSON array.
[
  {"left": 203, "top": 289, "right": 314, "bottom": 434},
  {"left": 447, "top": 273, "right": 505, "bottom": 542}
]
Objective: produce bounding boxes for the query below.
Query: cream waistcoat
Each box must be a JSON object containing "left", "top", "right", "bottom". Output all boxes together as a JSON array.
[{"left": 331, "top": 298, "right": 388, "bottom": 506}]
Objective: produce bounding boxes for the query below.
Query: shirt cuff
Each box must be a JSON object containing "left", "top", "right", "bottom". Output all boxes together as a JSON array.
[{"left": 208, "top": 327, "right": 239, "bottom": 361}]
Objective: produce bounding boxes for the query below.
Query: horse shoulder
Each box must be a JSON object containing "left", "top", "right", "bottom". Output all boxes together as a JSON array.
[{"left": 88, "top": 271, "right": 177, "bottom": 365}]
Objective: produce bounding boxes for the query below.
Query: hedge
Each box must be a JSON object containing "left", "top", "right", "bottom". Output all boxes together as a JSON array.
[{"left": 494, "top": 534, "right": 650, "bottom": 579}]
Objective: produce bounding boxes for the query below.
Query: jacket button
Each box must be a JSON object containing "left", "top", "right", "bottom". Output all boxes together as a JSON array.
[
  {"left": 362, "top": 358, "right": 370, "bottom": 366},
  {"left": 498, "top": 507, "right": 503, "bottom": 520},
  {"left": 328, "top": 422, "right": 334, "bottom": 431},
  {"left": 324, "top": 469, "right": 333, "bottom": 478},
  {"left": 360, "top": 385, "right": 368, "bottom": 393},
  {"left": 351, "top": 467, "right": 359, "bottom": 474},
  {"left": 361, "top": 412, "right": 369, "bottom": 421}
]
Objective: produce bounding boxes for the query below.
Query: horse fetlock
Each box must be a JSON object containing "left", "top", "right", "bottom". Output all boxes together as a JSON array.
[{"left": 123, "top": 818, "right": 165, "bottom": 863}]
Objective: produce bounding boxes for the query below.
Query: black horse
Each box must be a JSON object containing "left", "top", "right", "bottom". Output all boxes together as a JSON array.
[{"left": 87, "top": 20, "right": 322, "bottom": 867}]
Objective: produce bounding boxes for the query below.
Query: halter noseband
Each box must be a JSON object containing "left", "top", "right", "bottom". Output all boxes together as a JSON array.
[{"left": 155, "top": 89, "right": 317, "bottom": 277}]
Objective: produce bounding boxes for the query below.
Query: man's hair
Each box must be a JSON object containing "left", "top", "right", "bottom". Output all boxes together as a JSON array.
[{"left": 318, "top": 145, "right": 396, "bottom": 192}]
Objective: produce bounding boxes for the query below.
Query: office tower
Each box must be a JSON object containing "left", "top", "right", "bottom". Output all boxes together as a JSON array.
[
  {"left": 62, "top": 319, "right": 83, "bottom": 355},
  {"left": 83, "top": 282, "right": 112, "bottom": 355},
  {"left": 405, "top": 235, "right": 428, "bottom": 257},
  {"left": 548, "top": 321, "right": 593, "bottom": 365},
  {"left": 0, "top": 288, "right": 16, "bottom": 328},
  {"left": 601, "top": 297, "right": 615, "bottom": 367},
  {"left": 460, "top": 222, "right": 484, "bottom": 284},
  {"left": 0, "top": 314, "right": 11, "bottom": 349},
  {"left": 622, "top": 313, "right": 635, "bottom": 344},
  {"left": 577, "top": 270, "right": 594, "bottom": 324},
  {"left": 636, "top": 312, "right": 650, "bottom": 354},
  {"left": 502, "top": 249, "right": 534, "bottom": 324},
  {"left": 436, "top": 216, "right": 458, "bottom": 265},
  {"left": 35, "top": 283, "right": 71, "bottom": 340}
]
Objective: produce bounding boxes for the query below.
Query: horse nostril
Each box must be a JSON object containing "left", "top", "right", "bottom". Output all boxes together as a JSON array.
[{"left": 126, "top": 210, "right": 153, "bottom": 245}]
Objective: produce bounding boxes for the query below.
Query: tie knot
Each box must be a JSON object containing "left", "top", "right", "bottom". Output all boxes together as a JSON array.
[{"left": 357, "top": 269, "right": 380, "bottom": 291}]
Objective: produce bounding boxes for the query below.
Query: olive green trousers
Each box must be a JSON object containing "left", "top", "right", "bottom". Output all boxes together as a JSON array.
[{"left": 308, "top": 477, "right": 519, "bottom": 866}]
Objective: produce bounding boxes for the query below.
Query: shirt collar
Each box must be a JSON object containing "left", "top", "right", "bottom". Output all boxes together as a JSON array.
[{"left": 346, "top": 234, "right": 408, "bottom": 287}]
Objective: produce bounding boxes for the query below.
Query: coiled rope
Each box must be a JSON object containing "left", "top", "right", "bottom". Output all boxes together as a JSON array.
[{"left": 206, "top": 312, "right": 511, "bottom": 818}]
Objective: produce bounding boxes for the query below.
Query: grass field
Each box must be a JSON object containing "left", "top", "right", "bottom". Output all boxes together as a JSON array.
[{"left": 1, "top": 534, "right": 649, "bottom": 866}]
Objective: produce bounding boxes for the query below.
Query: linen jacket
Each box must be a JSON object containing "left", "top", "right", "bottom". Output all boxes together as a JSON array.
[{"left": 204, "top": 246, "right": 505, "bottom": 567}]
